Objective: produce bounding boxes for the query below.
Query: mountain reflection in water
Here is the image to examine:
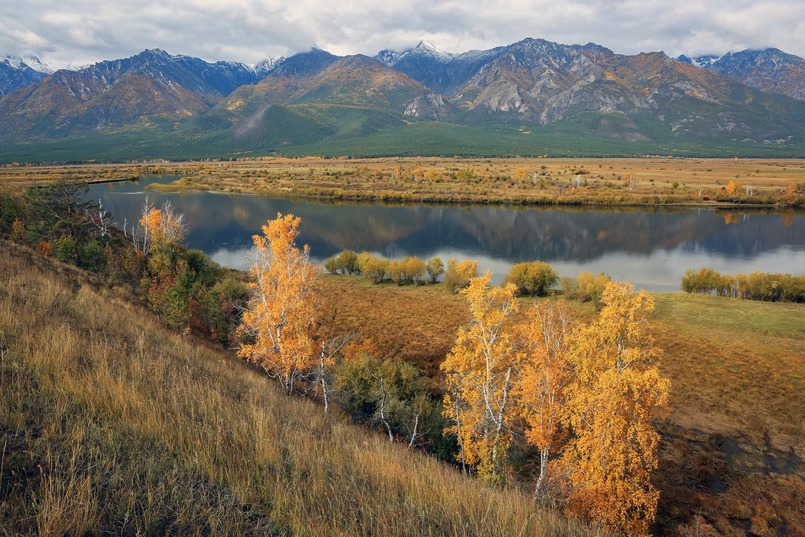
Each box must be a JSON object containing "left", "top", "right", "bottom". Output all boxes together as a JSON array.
[{"left": 88, "top": 177, "right": 805, "bottom": 292}]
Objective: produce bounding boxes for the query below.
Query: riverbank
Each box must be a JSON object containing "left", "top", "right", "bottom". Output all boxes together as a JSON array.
[{"left": 3, "top": 157, "right": 804, "bottom": 208}]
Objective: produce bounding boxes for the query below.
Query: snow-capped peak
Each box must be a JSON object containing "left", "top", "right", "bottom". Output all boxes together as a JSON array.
[
  {"left": 2, "top": 54, "right": 54, "bottom": 74},
  {"left": 412, "top": 40, "right": 455, "bottom": 62},
  {"left": 254, "top": 56, "right": 285, "bottom": 77},
  {"left": 678, "top": 54, "right": 722, "bottom": 68},
  {"left": 376, "top": 49, "right": 402, "bottom": 65},
  {"left": 375, "top": 41, "right": 457, "bottom": 66}
]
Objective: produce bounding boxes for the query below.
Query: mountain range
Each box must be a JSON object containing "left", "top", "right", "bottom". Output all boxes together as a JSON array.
[{"left": 1, "top": 39, "right": 804, "bottom": 161}]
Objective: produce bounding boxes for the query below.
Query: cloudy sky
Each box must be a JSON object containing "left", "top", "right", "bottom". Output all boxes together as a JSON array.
[{"left": 2, "top": 0, "right": 804, "bottom": 68}]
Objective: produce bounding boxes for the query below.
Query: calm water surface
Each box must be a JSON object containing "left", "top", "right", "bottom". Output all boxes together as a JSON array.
[{"left": 88, "top": 177, "right": 805, "bottom": 292}]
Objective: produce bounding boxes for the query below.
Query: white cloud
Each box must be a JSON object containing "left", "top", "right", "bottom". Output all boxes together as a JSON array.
[{"left": 0, "top": 0, "right": 803, "bottom": 68}]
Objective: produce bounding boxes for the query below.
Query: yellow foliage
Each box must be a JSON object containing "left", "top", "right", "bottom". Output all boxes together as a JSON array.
[
  {"left": 238, "top": 213, "right": 321, "bottom": 395},
  {"left": 139, "top": 204, "right": 185, "bottom": 250},
  {"left": 564, "top": 282, "right": 670, "bottom": 536},
  {"left": 726, "top": 180, "right": 738, "bottom": 195},
  {"left": 514, "top": 301, "right": 574, "bottom": 495},
  {"left": 441, "top": 273, "right": 519, "bottom": 483}
]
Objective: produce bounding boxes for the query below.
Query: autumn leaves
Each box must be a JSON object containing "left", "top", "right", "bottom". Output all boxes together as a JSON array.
[
  {"left": 237, "top": 213, "right": 322, "bottom": 396},
  {"left": 442, "top": 277, "right": 669, "bottom": 535},
  {"left": 239, "top": 213, "right": 669, "bottom": 536}
]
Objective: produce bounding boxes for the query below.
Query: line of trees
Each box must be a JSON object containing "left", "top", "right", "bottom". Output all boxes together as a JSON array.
[
  {"left": 682, "top": 267, "right": 805, "bottom": 302},
  {"left": 324, "top": 248, "right": 615, "bottom": 304},
  {"left": 324, "top": 249, "right": 479, "bottom": 290}
]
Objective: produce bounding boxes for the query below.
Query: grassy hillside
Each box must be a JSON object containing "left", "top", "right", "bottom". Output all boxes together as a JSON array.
[{"left": 0, "top": 241, "right": 602, "bottom": 536}]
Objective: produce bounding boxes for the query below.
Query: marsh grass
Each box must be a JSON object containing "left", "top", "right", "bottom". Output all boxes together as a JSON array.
[{"left": 0, "top": 241, "right": 601, "bottom": 536}]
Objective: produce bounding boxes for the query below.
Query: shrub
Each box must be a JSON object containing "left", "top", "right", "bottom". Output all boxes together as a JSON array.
[
  {"left": 78, "top": 240, "right": 106, "bottom": 272},
  {"left": 560, "top": 276, "right": 578, "bottom": 297},
  {"left": 427, "top": 257, "right": 445, "bottom": 284},
  {"left": 388, "top": 259, "right": 404, "bottom": 285},
  {"left": 53, "top": 236, "right": 79, "bottom": 263},
  {"left": 324, "top": 255, "right": 340, "bottom": 274},
  {"left": 334, "top": 354, "right": 437, "bottom": 447},
  {"left": 10, "top": 218, "right": 27, "bottom": 243},
  {"left": 503, "top": 261, "right": 558, "bottom": 296},
  {"left": 576, "top": 272, "right": 611, "bottom": 304},
  {"left": 444, "top": 258, "right": 478, "bottom": 293},
  {"left": 0, "top": 195, "right": 18, "bottom": 235},
  {"left": 363, "top": 256, "right": 389, "bottom": 284},
  {"left": 338, "top": 249, "right": 359, "bottom": 274},
  {"left": 404, "top": 256, "right": 427, "bottom": 285},
  {"left": 356, "top": 251, "right": 374, "bottom": 273}
]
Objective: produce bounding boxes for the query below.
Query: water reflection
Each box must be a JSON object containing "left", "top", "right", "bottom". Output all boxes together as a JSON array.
[{"left": 89, "top": 177, "right": 805, "bottom": 292}]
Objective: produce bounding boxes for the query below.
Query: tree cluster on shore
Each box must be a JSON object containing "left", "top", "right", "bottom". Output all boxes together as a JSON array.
[
  {"left": 1, "top": 182, "right": 249, "bottom": 344},
  {"left": 682, "top": 267, "right": 805, "bottom": 302}
]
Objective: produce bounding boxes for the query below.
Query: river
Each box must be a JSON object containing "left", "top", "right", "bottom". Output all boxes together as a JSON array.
[{"left": 87, "top": 177, "right": 805, "bottom": 292}]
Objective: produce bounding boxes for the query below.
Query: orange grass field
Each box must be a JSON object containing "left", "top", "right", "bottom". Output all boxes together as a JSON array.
[{"left": 2, "top": 157, "right": 805, "bottom": 206}]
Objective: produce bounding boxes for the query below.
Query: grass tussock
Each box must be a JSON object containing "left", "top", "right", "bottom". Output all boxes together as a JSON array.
[{"left": 0, "top": 241, "right": 602, "bottom": 536}]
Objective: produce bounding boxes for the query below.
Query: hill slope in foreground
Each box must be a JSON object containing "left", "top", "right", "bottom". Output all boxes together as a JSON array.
[{"left": 0, "top": 241, "right": 598, "bottom": 536}]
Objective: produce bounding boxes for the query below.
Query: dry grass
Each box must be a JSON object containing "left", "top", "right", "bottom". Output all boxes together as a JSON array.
[
  {"left": 320, "top": 275, "right": 471, "bottom": 379},
  {"left": 2, "top": 157, "right": 804, "bottom": 206},
  {"left": 0, "top": 241, "right": 603, "bottom": 536},
  {"left": 652, "top": 294, "right": 804, "bottom": 452}
]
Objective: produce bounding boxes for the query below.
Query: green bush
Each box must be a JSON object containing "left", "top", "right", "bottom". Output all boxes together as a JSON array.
[
  {"left": 503, "top": 260, "right": 557, "bottom": 296},
  {"left": 53, "top": 236, "right": 79, "bottom": 263},
  {"left": 427, "top": 257, "right": 445, "bottom": 284},
  {"left": 78, "top": 240, "right": 106, "bottom": 272},
  {"left": 334, "top": 354, "right": 437, "bottom": 447}
]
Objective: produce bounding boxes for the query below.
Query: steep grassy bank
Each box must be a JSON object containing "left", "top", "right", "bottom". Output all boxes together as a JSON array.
[{"left": 0, "top": 241, "right": 601, "bottom": 536}]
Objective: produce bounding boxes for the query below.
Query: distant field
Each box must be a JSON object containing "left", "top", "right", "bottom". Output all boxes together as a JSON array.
[{"left": 2, "top": 157, "right": 804, "bottom": 207}]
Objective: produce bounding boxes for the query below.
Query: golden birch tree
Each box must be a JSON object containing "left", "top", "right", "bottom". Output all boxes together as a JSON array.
[
  {"left": 441, "top": 273, "right": 519, "bottom": 484},
  {"left": 514, "top": 301, "right": 574, "bottom": 499},
  {"left": 238, "top": 213, "right": 320, "bottom": 395},
  {"left": 563, "top": 282, "right": 670, "bottom": 536}
]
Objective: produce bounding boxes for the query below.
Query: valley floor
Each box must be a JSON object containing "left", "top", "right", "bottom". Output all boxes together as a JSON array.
[{"left": 2, "top": 157, "right": 804, "bottom": 208}]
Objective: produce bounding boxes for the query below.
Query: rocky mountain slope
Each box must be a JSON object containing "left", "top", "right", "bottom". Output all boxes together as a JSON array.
[
  {"left": 0, "top": 49, "right": 257, "bottom": 139},
  {"left": 1, "top": 40, "right": 804, "bottom": 157},
  {"left": 679, "top": 48, "right": 805, "bottom": 101}
]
